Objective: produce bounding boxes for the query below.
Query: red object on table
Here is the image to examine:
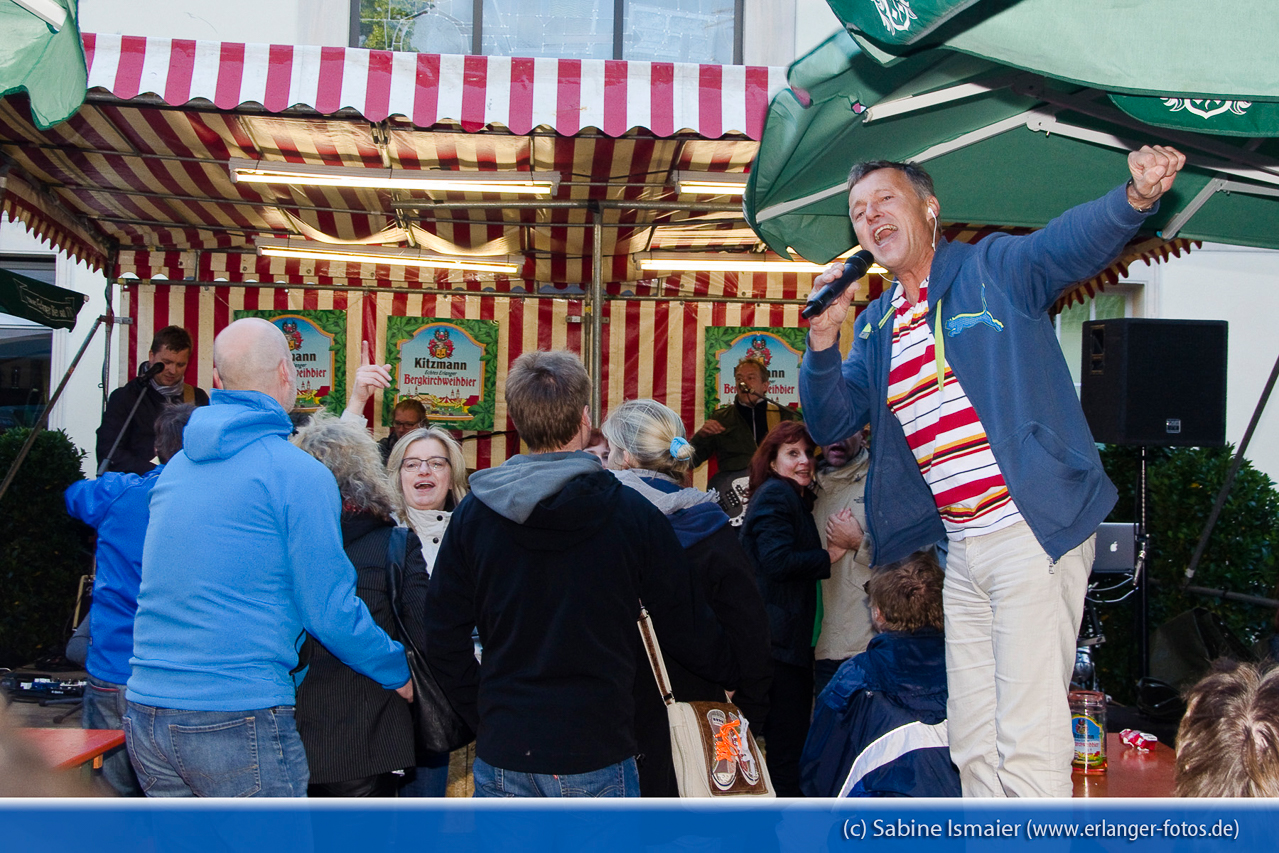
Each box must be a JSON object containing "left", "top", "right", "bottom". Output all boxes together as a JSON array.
[
  {"left": 19, "top": 728, "right": 125, "bottom": 771},
  {"left": 1073, "top": 733, "right": 1177, "bottom": 798}
]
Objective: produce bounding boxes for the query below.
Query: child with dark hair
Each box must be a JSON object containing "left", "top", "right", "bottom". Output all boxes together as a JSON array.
[{"left": 799, "top": 550, "right": 961, "bottom": 797}]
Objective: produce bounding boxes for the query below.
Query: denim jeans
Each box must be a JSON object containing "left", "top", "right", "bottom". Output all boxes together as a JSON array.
[
  {"left": 472, "top": 755, "right": 639, "bottom": 798},
  {"left": 83, "top": 674, "right": 142, "bottom": 796},
  {"left": 124, "top": 702, "right": 309, "bottom": 797},
  {"left": 398, "top": 751, "right": 450, "bottom": 797}
]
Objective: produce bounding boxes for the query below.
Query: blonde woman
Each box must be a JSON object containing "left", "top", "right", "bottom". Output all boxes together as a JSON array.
[
  {"left": 602, "top": 398, "right": 772, "bottom": 797},
  {"left": 386, "top": 426, "right": 469, "bottom": 574},
  {"left": 385, "top": 424, "right": 469, "bottom": 797}
]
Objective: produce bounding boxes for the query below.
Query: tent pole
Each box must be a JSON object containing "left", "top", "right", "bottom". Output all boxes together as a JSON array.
[
  {"left": 1184, "top": 345, "right": 1279, "bottom": 583},
  {"left": 0, "top": 315, "right": 112, "bottom": 504},
  {"left": 589, "top": 203, "right": 604, "bottom": 425}
]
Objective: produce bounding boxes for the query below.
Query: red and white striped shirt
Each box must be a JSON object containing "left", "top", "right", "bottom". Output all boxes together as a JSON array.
[{"left": 886, "top": 280, "right": 1023, "bottom": 540}]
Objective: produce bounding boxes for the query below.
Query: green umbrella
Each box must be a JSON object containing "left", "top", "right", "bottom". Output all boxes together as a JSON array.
[
  {"left": 827, "top": 0, "right": 986, "bottom": 46},
  {"left": 744, "top": 31, "right": 1279, "bottom": 264},
  {"left": 0, "top": 0, "right": 87, "bottom": 130},
  {"left": 0, "top": 267, "right": 86, "bottom": 329},
  {"left": 837, "top": 0, "right": 1279, "bottom": 105}
]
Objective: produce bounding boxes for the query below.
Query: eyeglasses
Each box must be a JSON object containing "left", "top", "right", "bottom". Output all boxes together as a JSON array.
[
  {"left": 393, "top": 419, "right": 423, "bottom": 429},
  {"left": 401, "top": 456, "right": 450, "bottom": 473}
]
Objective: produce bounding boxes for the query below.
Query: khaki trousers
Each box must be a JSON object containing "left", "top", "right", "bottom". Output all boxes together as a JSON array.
[{"left": 943, "top": 521, "right": 1093, "bottom": 797}]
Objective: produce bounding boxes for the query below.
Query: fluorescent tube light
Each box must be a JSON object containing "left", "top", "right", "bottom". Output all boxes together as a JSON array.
[
  {"left": 230, "top": 159, "right": 559, "bottom": 196},
  {"left": 638, "top": 254, "right": 830, "bottom": 273},
  {"left": 256, "top": 239, "right": 520, "bottom": 274},
  {"left": 673, "top": 171, "right": 749, "bottom": 196}
]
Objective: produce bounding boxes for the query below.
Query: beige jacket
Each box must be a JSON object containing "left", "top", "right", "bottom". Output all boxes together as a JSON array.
[{"left": 813, "top": 449, "right": 874, "bottom": 662}]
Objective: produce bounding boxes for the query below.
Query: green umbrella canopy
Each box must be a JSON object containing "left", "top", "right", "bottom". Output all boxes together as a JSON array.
[
  {"left": 833, "top": 0, "right": 1279, "bottom": 137},
  {"left": 0, "top": 0, "right": 87, "bottom": 130},
  {"left": 744, "top": 32, "right": 1279, "bottom": 264},
  {"left": 837, "top": 0, "right": 1279, "bottom": 103},
  {"left": 0, "top": 267, "right": 86, "bottom": 329}
]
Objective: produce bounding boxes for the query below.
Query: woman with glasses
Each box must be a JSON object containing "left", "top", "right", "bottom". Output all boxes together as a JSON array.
[
  {"left": 385, "top": 425, "right": 469, "bottom": 796},
  {"left": 387, "top": 427, "right": 469, "bottom": 572}
]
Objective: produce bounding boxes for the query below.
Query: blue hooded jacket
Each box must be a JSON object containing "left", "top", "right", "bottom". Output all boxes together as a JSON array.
[
  {"left": 801, "top": 184, "right": 1154, "bottom": 563},
  {"left": 127, "top": 389, "right": 408, "bottom": 711},
  {"left": 64, "top": 467, "right": 163, "bottom": 685},
  {"left": 800, "top": 629, "right": 959, "bottom": 797}
]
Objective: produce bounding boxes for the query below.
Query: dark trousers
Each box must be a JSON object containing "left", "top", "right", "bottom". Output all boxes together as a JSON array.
[
  {"left": 761, "top": 659, "right": 813, "bottom": 797},
  {"left": 308, "top": 772, "right": 400, "bottom": 797}
]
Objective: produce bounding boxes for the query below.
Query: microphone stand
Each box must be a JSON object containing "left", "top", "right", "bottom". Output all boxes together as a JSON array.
[
  {"left": 97, "top": 364, "right": 164, "bottom": 476},
  {"left": 736, "top": 383, "right": 792, "bottom": 444}
]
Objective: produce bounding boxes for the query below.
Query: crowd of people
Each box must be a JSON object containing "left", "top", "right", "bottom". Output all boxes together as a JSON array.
[{"left": 60, "top": 144, "right": 1274, "bottom": 802}]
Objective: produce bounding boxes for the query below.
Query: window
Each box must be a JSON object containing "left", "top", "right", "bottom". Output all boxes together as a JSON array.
[
  {"left": 357, "top": 0, "right": 475, "bottom": 54},
  {"left": 353, "top": 0, "right": 741, "bottom": 63},
  {"left": 623, "top": 0, "right": 735, "bottom": 64},
  {"left": 0, "top": 256, "right": 55, "bottom": 432},
  {"left": 1056, "top": 285, "right": 1139, "bottom": 396}
]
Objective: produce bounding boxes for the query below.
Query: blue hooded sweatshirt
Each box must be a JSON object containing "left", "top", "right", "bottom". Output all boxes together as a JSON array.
[
  {"left": 127, "top": 389, "right": 408, "bottom": 711},
  {"left": 65, "top": 467, "right": 163, "bottom": 685}
]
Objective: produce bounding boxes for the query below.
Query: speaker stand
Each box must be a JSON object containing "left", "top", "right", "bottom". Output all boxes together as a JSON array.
[{"left": 1135, "top": 445, "right": 1151, "bottom": 682}]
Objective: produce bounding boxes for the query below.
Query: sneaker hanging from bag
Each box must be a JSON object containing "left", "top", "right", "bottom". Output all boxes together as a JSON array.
[{"left": 707, "top": 708, "right": 741, "bottom": 790}]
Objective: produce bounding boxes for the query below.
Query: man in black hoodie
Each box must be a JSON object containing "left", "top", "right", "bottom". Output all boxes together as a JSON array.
[{"left": 425, "top": 350, "right": 737, "bottom": 797}]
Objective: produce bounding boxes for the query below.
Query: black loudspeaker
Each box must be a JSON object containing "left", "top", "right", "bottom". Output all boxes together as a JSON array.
[{"left": 1080, "top": 319, "right": 1227, "bottom": 447}]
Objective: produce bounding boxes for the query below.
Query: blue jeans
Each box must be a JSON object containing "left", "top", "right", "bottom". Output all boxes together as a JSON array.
[
  {"left": 83, "top": 674, "right": 142, "bottom": 796},
  {"left": 473, "top": 755, "right": 639, "bottom": 798},
  {"left": 123, "top": 702, "right": 309, "bottom": 797},
  {"left": 398, "top": 752, "right": 450, "bottom": 797}
]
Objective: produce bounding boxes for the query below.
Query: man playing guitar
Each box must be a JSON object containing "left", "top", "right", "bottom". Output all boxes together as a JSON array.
[{"left": 692, "top": 357, "right": 800, "bottom": 524}]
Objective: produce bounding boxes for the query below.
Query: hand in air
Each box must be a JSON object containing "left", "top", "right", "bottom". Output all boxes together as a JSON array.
[
  {"left": 1127, "top": 145, "right": 1186, "bottom": 206},
  {"left": 347, "top": 340, "right": 393, "bottom": 409}
]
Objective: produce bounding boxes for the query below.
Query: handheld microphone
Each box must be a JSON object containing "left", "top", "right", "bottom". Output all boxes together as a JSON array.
[{"left": 801, "top": 249, "right": 876, "bottom": 319}]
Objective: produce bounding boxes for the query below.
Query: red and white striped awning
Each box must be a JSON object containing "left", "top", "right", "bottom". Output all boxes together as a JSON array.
[
  {"left": 82, "top": 33, "right": 787, "bottom": 139},
  {"left": 2, "top": 32, "right": 793, "bottom": 291}
]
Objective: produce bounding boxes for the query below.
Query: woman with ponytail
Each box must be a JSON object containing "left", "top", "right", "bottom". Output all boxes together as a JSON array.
[{"left": 602, "top": 399, "right": 772, "bottom": 797}]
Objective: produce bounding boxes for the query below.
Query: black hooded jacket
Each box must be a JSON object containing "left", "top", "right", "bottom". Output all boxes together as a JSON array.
[{"left": 424, "top": 451, "right": 739, "bottom": 775}]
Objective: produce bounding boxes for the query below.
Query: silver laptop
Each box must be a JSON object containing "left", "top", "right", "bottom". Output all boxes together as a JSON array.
[{"left": 1092, "top": 523, "right": 1136, "bottom": 574}]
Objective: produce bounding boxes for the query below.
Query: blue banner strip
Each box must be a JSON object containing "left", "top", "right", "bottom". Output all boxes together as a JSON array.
[{"left": 2, "top": 800, "right": 1274, "bottom": 852}]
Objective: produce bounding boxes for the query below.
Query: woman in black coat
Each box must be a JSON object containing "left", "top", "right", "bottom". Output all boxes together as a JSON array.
[
  {"left": 740, "top": 420, "right": 851, "bottom": 797},
  {"left": 602, "top": 399, "right": 773, "bottom": 797},
  {"left": 292, "top": 413, "right": 430, "bottom": 797}
]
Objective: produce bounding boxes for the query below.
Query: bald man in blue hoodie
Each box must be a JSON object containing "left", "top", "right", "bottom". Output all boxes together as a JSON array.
[{"left": 124, "top": 318, "right": 411, "bottom": 798}]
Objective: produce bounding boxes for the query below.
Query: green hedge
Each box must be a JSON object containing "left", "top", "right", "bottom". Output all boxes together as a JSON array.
[
  {"left": 0, "top": 428, "right": 93, "bottom": 668},
  {"left": 1094, "top": 445, "right": 1279, "bottom": 704}
]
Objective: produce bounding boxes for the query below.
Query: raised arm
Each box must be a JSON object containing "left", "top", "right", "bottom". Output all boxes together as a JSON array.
[
  {"left": 988, "top": 145, "right": 1186, "bottom": 316},
  {"left": 342, "top": 340, "right": 393, "bottom": 425}
]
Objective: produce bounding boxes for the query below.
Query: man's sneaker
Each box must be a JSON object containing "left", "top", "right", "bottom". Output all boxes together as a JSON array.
[
  {"left": 736, "top": 715, "right": 761, "bottom": 785},
  {"left": 707, "top": 707, "right": 740, "bottom": 790}
]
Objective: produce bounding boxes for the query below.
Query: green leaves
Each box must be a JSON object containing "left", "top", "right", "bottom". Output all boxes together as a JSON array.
[
  {"left": 0, "top": 428, "right": 92, "bottom": 668},
  {"left": 1095, "top": 445, "right": 1279, "bottom": 701}
]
